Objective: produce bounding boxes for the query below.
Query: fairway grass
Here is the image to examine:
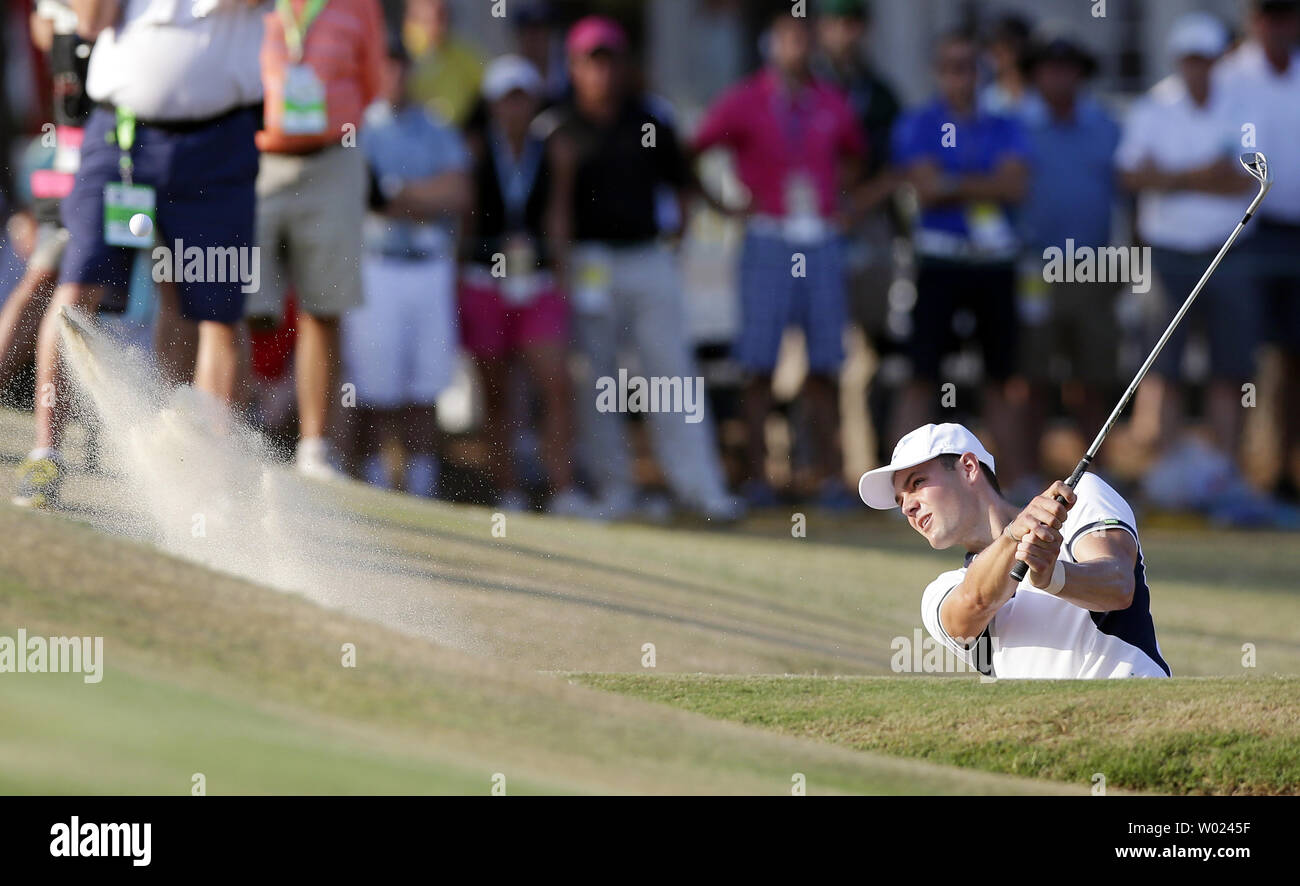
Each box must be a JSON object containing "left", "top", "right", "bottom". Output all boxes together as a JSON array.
[{"left": 572, "top": 674, "right": 1300, "bottom": 795}]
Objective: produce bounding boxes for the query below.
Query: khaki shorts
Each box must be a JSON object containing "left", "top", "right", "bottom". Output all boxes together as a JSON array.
[
  {"left": 247, "top": 145, "right": 366, "bottom": 320},
  {"left": 1018, "top": 277, "right": 1118, "bottom": 384}
]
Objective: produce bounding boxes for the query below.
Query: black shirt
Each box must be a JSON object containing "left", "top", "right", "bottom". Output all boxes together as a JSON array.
[
  {"left": 463, "top": 125, "right": 553, "bottom": 268},
  {"left": 540, "top": 97, "right": 690, "bottom": 244}
]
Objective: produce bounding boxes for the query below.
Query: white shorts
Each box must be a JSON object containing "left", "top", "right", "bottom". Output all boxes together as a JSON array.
[{"left": 342, "top": 254, "right": 458, "bottom": 408}]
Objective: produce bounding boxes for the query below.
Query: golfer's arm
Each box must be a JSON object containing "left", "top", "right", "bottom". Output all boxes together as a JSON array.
[
  {"left": 1055, "top": 531, "right": 1138, "bottom": 613},
  {"left": 939, "top": 534, "right": 1021, "bottom": 642}
]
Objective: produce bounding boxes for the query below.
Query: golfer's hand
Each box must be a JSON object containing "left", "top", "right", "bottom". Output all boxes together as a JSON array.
[
  {"left": 1002, "top": 482, "right": 1077, "bottom": 585},
  {"left": 1014, "top": 522, "right": 1065, "bottom": 589}
]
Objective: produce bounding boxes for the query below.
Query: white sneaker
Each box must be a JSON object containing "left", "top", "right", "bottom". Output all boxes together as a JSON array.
[
  {"left": 295, "top": 437, "right": 342, "bottom": 482},
  {"left": 546, "top": 487, "right": 600, "bottom": 519}
]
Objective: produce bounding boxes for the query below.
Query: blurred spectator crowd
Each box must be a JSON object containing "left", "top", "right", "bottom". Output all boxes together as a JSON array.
[{"left": 1, "top": 0, "right": 1299, "bottom": 526}]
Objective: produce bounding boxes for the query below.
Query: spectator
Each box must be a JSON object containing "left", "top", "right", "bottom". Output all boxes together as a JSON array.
[
  {"left": 1014, "top": 33, "right": 1121, "bottom": 498},
  {"left": 979, "top": 13, "right": 1034, "bottom": 115},
  {"left": 513, "top": 0, "right": 568, "bottom": 107},
  {"left": 404, "top": 0, "right": 484, "bottom": 127},
  {"left": 0, "top": 1, "right": 91, "bottom": 392},
  {"left": 340, "top": 39, "right": 470, "bottom": 497},
  {"left": 13, "top": 0, "right": 265, "bottom": 509},
  {"left": 459, "top": 55, "right": 590, "bottom": 515},
  {"left": 540, "top": 15, "right": 739, "bottom": 521},
  {"left": 248, "top": 0, "right": 385, "bottom": 480},
  {"left": 812, "top": 0, "right": 905, "bottom": 470},
  {"left": 1118, "top": 14, "right": 1255, "bottom": 464},
  {"left": 694, "top": 11, "right": 865, "bottom": 508},
  {"left": 1214, "top": 0, "right": 1300, "bottom": 500},
  {"left": 889, "top": 30, "right": 1029, "bottom": 488}
]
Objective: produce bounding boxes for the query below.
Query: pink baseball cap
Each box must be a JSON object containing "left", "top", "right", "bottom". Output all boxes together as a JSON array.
[{"left": 566, "top": 15, "right": 628, "bottom": 56}]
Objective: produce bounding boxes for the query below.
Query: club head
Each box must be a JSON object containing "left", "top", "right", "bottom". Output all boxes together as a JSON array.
[
  {"left": 58, "top": 305, "right": 92, "bottom": 342},
  {"left": 1240, "top": 151, "right": 1273, "bottom": 186}
]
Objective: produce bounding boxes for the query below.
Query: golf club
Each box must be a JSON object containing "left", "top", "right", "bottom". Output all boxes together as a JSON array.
[{"left": 1009, "top": 151, "right": 1274, "bottom": 583}]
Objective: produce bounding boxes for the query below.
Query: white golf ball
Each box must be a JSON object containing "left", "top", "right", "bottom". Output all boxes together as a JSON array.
[{"left": 129, "top": 213, "right": 153, "bottom": 238}]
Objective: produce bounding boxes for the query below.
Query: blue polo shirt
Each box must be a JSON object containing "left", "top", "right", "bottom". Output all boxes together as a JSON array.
[
  {"left": 361, "top": 101, "right": 469, "bottom": 258},
  {"left": 1018, "top": 93, "right": 1120, "bottom": 251},
  {"left": 892, "top": 98, "right": 1030, "bottom": 261}
]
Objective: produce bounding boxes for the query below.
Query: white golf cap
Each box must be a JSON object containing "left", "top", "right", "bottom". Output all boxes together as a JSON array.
[
  {"left": 482, "top": 54, "right": 544, "bottom": 101},
  {"left": 858, "top": 423, "right": 996, "bottom": 509},
  {"left": 1167, "top": 12, "right": 1228, "bottom": 60}
]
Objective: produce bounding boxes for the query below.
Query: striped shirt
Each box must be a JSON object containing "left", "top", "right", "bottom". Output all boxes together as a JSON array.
[{"left": 257, "top": 0, "right": 385, "bottom": 154}]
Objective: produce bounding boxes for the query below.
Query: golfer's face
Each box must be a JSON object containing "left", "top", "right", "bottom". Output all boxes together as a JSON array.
[{"left": 893, "top": 458, "right": 962, "bottom": 549}]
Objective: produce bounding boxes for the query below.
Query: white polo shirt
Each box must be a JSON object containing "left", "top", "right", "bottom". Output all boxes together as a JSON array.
[
  {"left": 1213, "top": 42, "right": 1300, "bottom": 223},
  {"left": 86, "top": 0, "right": 266, "bottom": 122},
  {"left": 1114, "top": 74, "right": 1248, "bottom": 252},
  {"left": 920, "top": 473, "right": 1171, "bottom": 679}
]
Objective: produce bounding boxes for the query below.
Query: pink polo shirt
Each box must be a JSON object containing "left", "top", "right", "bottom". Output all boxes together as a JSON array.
[{"left": 693, "top": 69, "right": 865, "bottom": 218}]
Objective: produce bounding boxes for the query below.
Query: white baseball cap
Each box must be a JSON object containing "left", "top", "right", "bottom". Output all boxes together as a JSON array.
[
  {"left": 482, "top": 54, "right": 544, "bottom": 101},
  {"left": 1168, "top": 12, "right": 1229, "bottom": 60},
  {"left": 858, "top": 423, "right": 996, "bottom": 509}
]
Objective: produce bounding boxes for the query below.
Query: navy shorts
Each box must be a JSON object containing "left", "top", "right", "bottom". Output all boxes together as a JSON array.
[
  {"left": 1245, "top": 219, "right": 1300, "bottom": 353},
  {"left": 1150, "top": 246, "right": 1258, "bottom": 381},
  {"left": 59, "top": 105, "right": 260, "bottom": 323},
  {"left": 910, "top": 258, "right": 1018, "bottom": 382},
  {"left": 734, "top": 229, "right": 847, "bottom": 374}
]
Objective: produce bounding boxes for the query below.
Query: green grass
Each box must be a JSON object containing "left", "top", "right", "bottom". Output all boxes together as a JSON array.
[
  {"left": 2, "top": 405, "right": 1300, "bottom": 794},
  {"left": 571, "top": 674, "right": 1300, "bottom": 795}
]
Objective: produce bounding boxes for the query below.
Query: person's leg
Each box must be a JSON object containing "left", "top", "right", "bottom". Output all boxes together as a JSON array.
[
  {"left": 475, "top": 355, "right": 515, "bottom": 495},
  {"left": 891, "top": 259, "right": 955, "bottom": 447},
  {"left": 801, "top": 237, "right": 849, "bottom": 490},
  {"left": 285, "top": 146, "right": 366, "bottom": 460},
  {"left": 973, "top": 262, "right": 1023, "bottom": 485},
  {"left": 295, "top": 311, "right": 340, "bottom": 441},
  {"left": 519, "top": 343, "right": 575, "bottom": 491},
  {"left": 626, "top": 244, "right": 733, "bottom": 512},
  {"left": 572, "top": 245, "right": 634, "bottom": 510},
  {"left": 1130, "top": 248, "right": 1197, "bottom": 452},
  {"left": 193, "top": 319, "right": 239, "bottom": 404},
  {"left": 398, "top": 402, "right": 440, "bottom": 497},
  {"left": 0, "top": 265, "right": 56, "bottom": 387},
  {"left": 1202, "top": 251, "right": 1259, "bottom": 459},
  {"left": 32, "top": 283, "right": 107, "bottom": 451},
  {"left": 1066, "top": 282, "right": 1118, "bottom": 453},
  {"left": 733, "top": 229, "right": 792, "bottom": 491},
  {"left": 153, "top": 280, "right": 198, "bottom": 387}
]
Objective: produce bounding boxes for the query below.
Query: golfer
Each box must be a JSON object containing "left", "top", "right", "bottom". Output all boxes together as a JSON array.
[{"left": 859, "top": 423, "right": 1170, "bottom": 678}]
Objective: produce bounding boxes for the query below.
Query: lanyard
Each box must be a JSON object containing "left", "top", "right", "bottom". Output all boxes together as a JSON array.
[
  {"left": 488, "top": 124, "right": 543, "bottom": 231},
  {"left": 115, "top": 105, "right": 136, "bottom": 185},
  {"left": 277, "top": 0, "right": 330, "bottom": 63}
]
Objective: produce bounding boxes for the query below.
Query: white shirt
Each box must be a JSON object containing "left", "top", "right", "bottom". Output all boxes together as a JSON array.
[
  {"left": 86, "top": 0, "right": 266, "bottom": 121},
  {"left": 1114, "top": 74, "right": 1249, "bottom": 252},
  {"left": 1213, "top": 42, "right": 1300, "bottom": 222},
  {"left": 920, "top": 474, "right": 1171, "bottom": 679}
]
